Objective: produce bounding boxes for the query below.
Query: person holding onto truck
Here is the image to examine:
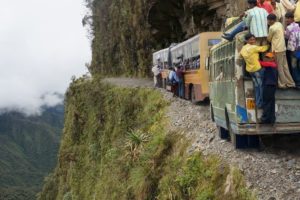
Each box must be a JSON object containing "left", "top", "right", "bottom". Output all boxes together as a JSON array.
[
  {"left": 281, "top": 0, "right": 296, "bottom": 13},
  {"left": 285, "top": 12, "right": 300, "bottom": 87},
  {"left": 257, "top": 0, "right": 274, "bottom": 13},
  {"left": 152, "top": 64, "right": 162, "bottom": 88},
  {"left": 271, "top": 0, "right": 286, "bottom": 24},
  {"left": 223, "top": 0, "right": 269, "bottom": 43},
  {"left": 176, "top": 66, "right": 185, "bottom": 98},
  {"left": 295, "top": 0, "right": 300, "bottom": 25},
  {"left": 240, "top": 33, "right": 269, "bottom": 108},
  {"left": 260, "top": 52, "right": 278, "bottom": 124},
  {"left": 168, "top": 67, "right": 178, "bottom": 97},
  {"left": 245, "top": 0, "right": 270, "bottom": 45},
  {"left": 267, "top": 13, "right": 296, "bottom": 88}
]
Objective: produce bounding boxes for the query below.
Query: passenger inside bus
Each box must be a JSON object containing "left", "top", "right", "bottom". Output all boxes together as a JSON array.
[{"left": 184, "top": 56, "right": 200, "bottom": 70}]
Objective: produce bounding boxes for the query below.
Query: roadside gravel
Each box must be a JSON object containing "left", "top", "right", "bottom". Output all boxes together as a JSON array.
[{"left": 105, "top": 78, "right": 300, "bottom": 200}]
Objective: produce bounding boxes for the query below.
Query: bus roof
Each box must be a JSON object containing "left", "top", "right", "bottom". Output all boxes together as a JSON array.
[
  {"left": 171, "top": 34, "right": 200, "bottom": 51},
  {"left": 210, "top": 39, "right": 228, "bottom": 51},
  {"left": 153, "top": 47, "right": 169, "bottom": 63}
]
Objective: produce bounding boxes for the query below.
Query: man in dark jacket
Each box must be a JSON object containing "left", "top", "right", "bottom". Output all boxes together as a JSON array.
[
  {"left": 176, "top": 66, "right": 184, "bottom": 98},
  {"left": 260, "top": 52, "right": 278, "bottom": 124}
]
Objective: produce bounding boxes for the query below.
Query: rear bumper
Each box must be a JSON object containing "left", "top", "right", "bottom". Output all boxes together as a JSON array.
[{"left": 237, "top": 123, "right": 300, "bottom": 135}]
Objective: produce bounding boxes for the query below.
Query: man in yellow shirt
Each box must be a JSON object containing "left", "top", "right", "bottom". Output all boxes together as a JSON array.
[
  {"left": 267, "top": 13, "right": 295, "bottom": 88},
  {"left": 240, "top": 33, "right": 269, "bottom": 108}
]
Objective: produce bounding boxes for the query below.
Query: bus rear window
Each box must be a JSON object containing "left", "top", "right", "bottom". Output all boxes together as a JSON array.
[{"left": 208, "top": 39, "right": 221, "bottom": 46}]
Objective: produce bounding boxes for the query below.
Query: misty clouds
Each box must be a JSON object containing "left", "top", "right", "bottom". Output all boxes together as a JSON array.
[{"left": 0, "top": 0, "right": 90, "bottom": 115}]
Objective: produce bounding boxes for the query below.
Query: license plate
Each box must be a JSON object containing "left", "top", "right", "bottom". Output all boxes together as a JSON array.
[{"left": 246, "top": 98, "right": 256, "bottom": 110}]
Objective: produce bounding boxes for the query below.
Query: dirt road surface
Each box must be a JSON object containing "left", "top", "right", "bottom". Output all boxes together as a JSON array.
[{"left": 104, "top": 77, "right": 300, "bottom": 200}]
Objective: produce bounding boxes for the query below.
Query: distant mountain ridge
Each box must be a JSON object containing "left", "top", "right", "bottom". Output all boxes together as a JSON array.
[{"left": 0, "top": 105, "right": 64, "bottom": 200}]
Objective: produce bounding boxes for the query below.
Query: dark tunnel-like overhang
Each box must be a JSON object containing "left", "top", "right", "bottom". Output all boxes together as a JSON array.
[{"left": 147, "top": 0, "right": 225, "bottom": 48}]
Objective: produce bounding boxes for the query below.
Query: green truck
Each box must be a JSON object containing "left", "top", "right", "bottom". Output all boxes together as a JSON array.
[{"left": 207, "top": 29, "right": 300, "bottom": 149}]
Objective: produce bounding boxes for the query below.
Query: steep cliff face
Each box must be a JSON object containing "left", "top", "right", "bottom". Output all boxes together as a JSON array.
[
  {"left": 86, "top": 0, "right": 246, "bottom": 77},
  {"left": 38, "top": 78, "right": 254, "bottom": 200}
]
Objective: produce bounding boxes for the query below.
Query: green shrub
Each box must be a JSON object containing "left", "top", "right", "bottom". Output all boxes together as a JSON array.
[{"left": 39, "top": 77, "right": 255, "bottom": 200}]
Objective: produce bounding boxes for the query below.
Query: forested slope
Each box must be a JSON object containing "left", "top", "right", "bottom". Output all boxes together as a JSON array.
[{"left": 0, "top": 105, "right": 64, "bottom": 200}]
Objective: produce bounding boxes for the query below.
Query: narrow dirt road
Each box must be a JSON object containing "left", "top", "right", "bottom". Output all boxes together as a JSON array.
[{"left": 104, "top": 78, "right": 300, "bottom": 200}]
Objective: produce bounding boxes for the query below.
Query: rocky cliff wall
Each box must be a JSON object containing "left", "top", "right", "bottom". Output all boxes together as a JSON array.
[{"left": 86, "top": 0, "right": 246, "bottom": 76}]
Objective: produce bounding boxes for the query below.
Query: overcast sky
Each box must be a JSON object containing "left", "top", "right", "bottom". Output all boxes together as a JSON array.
[{"left": 0, "top": 0, "right": 90, "bottom": 115}]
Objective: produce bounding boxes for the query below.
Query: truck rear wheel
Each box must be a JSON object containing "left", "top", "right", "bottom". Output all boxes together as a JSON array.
[
  {"left": 225, "top": 111, "right": 260, "bottom": 149},
  {"left": 217, "top": 126, "right": 229, "bottom": 140},
  {"left": 225, "top": 110, "right": 249, "bottom": 149},
  {"left": 190, "top": 86, "right": 197, "bottom": 104}
]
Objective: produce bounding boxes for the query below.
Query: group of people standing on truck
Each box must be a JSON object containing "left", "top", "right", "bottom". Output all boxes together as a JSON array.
[{"left": 222, "top": 0, "right": 300, "bottom": 124}]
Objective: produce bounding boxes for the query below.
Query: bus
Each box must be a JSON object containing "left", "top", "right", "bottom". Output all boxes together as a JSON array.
[
  {"left": 152, "top": 48, "right": 169, "bottom": 88},
  {"left": 208, "top": 30, "right": 300, "bottom": 149},
  {"left": 170, "top": 32, "right": 221, "bottom": 102}
]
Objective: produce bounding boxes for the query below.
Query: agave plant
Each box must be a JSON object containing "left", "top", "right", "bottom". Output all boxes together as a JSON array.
[{"left": 125, "top": 130, "right": 150, "bottom": 161}]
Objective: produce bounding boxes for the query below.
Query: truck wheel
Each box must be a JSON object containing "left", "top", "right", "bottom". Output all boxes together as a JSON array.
[
  {"left": 225, "top": 110, "right": 248, "bottom": 149},
  {"left": 231, "top": 133, "right": 249, "bottom": 149},
  {"left": 217, "top": 126, "right": 229, "bottom": 140},
  {"left": 190, "top": 86, "right": 197, "bottom": 104},
  {"left": 210, "top": 104, "right": 215, "bottom": 122}
]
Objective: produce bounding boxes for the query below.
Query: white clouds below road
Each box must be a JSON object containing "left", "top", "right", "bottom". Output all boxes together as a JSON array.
[{"left": 0, "top": 0, "right": 90, "bottom": 115}]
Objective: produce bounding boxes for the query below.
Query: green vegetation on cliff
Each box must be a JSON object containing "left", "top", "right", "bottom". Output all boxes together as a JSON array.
[
  {"left": 85, "top": 0, "right": 247, "bottom": 77},
  {"left": 87, "top": 0, "right": 153, "bottom": 76},
  {"left": 0, "top": 105, "right": 64, "bottom": 200},
  {"left": 38, "top": 77, "right": 254, "bottom": 200}
]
